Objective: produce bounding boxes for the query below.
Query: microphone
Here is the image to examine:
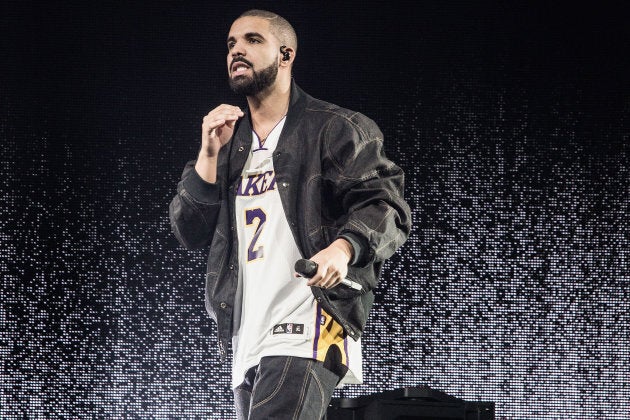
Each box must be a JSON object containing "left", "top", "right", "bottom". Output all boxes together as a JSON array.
[{"left": 294, "top": 259, "right": 363, "bottom": 291}]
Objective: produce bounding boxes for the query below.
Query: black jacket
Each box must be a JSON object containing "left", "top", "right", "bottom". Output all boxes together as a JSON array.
[{"left": 169, "top": 81, "right": 411, "bottom": 360}]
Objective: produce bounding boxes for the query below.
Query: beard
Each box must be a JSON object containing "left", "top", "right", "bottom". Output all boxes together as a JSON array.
[{"left": 229, "top": 60, "right": 279, "bottom": 96}]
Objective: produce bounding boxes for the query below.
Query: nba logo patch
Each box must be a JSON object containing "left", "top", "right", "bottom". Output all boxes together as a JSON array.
[{"left": 272, "top": 323, "right": 305, "bottom": 335}]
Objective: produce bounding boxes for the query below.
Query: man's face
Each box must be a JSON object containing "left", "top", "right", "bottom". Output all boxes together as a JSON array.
[{"left": 227, "top": 16, "right": 280, "bottom": 96}]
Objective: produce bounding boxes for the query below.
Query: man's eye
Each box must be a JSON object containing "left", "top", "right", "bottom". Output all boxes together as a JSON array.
[
  {"left": 249, "top": 38, "right": 261, "bottom": 44},
  {"left": 227, "top": 42, "right": 235, "bottom": 49}
]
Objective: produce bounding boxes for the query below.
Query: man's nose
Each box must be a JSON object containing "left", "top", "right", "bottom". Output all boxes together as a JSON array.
[{"left": 231, "top": 42, "right": 246, "bottom": 57}]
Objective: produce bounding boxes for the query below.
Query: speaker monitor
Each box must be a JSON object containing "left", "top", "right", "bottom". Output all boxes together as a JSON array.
[{"left": 326, "top": 386, "right": 495, "bottom": 420}]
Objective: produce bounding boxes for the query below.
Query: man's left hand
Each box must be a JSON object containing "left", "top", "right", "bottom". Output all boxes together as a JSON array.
[{"left": 303, "top": 239, "right": 354, "bottom": 289}]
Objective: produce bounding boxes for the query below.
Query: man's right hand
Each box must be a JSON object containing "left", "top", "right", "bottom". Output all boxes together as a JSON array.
[
  {"left": 196, "top": 104, "right": 244, "bottom": 183},
  {"left": 200, "top": 104, "right": 244, "bottom": 157}
]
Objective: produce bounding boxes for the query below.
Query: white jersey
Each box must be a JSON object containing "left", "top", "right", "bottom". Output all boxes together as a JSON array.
[{"left": 231, "top": 117, "right": 362, "bottom": 389}]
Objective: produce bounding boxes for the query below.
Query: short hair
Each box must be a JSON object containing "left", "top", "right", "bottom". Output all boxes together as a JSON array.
[{"left": 238, "top": 9, "right": 298, "bottom": 54}]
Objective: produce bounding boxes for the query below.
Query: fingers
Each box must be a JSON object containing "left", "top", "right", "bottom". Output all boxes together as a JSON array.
[
  {"left": 205, "top": 104, "right": 243, "bottom": 117},
  {"left": 200, "top": 105, "right": 244, "bottom": 157},
  {"left": 206, "top": 104, "right": 244, "bottom": 121},
  {"left": 203, "top": 105, "right": 243, "bottom": 132},
  {"left": 306, "top": 264, "right": 344, "bottom": 289},
  {"left": 304, "top": 240, "right": 352, "bottom": 289}
]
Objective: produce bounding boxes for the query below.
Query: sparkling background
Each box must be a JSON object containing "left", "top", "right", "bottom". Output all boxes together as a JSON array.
[{"left": 1, "top": 2, "right": 628, "bottom": 418}]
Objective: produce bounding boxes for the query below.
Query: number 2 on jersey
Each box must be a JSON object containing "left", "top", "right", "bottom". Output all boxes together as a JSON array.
[{"left": 245, "top": 208, "right": 266, "bottom": 262}]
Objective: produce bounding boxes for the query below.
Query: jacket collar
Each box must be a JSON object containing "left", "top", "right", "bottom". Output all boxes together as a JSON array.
[{"left": 281, "top": 79, "right": 309, "bottom": 143}]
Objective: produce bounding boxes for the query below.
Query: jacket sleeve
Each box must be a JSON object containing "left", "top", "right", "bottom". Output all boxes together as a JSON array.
[
  {"left": 168, "top": 160, "right": 222, "bottom": 249},
  {"left": 323, "top": 113, "right": 412, "bottom": 266}
]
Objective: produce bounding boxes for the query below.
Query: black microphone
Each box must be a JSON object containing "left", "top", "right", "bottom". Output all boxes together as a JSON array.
[
  {"left": 294, "top": 259, "right": 363, "bottom": 291},
  {"left": 295, "top": 259, "right": 318, "bottom": 278}
]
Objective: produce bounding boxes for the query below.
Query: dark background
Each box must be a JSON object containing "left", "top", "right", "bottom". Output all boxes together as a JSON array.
[{"left": 1, "top": 1, "right": 628, "bottom": 418}]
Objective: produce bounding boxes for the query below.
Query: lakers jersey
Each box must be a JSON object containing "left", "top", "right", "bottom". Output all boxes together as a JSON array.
[{"left": 231, "top": 117, "right": 363, "bottom": 389}]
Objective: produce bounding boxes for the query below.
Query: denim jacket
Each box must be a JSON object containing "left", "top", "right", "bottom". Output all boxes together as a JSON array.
[{"left": 169, "top": 81, "right": 411, "bottom": 360}]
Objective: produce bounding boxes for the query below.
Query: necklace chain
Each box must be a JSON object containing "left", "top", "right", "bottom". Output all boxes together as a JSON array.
[{"left": 254, "top": 114, "right": 287, "bottom": 147}]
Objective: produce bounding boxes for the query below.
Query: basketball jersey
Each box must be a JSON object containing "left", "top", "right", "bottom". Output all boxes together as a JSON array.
[{"left": 231, "top": 117, "right": 363, "bottom": 389}]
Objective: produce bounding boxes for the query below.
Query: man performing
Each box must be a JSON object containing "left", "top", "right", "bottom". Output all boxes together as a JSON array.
[{"left": 169, "top": 9, "right": 411, "bottom": 419}]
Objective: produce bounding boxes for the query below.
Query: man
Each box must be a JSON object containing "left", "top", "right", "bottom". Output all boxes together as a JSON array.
[{"left": 169, "top": 9, "right": 411, "bottom": 419}]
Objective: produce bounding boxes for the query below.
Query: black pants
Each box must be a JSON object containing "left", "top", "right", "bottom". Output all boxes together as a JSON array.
[{"left": 233, "top": 356, "right": 342, "bottom": 420}]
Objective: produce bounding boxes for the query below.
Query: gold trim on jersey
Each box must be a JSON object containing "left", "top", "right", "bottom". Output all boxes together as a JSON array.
[{"left": 312, "top": 305, "right": 349, "bottom": 366}]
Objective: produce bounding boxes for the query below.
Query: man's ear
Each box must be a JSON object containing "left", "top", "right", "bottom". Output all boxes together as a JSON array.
[{"left": 279, "top": 45, "right": 295, "bottom": 65}]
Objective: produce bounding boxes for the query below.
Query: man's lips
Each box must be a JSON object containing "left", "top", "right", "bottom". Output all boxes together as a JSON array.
[
  {"left": 232, "top": 65, "right": 250, "bottom": 76},
  {"left": 231, "top": 58, "right": 253, "bottom": 76}
]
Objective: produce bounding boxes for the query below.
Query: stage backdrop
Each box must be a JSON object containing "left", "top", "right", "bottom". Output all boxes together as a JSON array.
[{"left": 2, "top": 2, "right": 628, "bottom": 419}]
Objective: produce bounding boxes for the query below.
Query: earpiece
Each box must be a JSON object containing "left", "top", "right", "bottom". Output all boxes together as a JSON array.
[{"left": 280, "top": 45, "right": 290, "bottom": 61}]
